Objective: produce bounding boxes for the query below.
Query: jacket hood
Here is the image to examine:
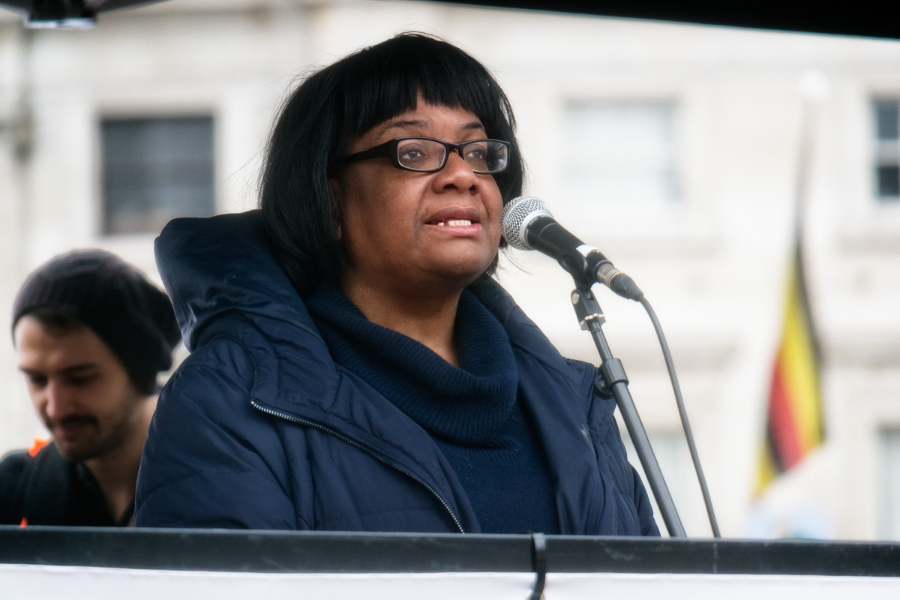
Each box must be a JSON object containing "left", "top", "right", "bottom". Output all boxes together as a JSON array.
[{"left": 155, "top": 210, "right": 321, "bottom": 352}]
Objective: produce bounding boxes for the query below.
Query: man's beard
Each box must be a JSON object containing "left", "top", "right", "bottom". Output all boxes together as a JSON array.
[{"left": 44, "top": 413, "right": 132, "bottom": 464}]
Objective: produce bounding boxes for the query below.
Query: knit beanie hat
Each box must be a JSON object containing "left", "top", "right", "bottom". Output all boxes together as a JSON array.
[{"left": 11, "top": 249, "right": 182, "bottom": 395}]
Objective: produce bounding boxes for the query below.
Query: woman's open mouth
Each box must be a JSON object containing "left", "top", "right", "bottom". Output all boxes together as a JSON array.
[{"left": 425, "top": 207, "right": 482, "bottom": 235}]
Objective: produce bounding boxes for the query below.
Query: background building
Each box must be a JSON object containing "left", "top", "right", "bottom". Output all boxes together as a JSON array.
[{"left": 1, "top": 0, "right": 899, "bottom": 540}]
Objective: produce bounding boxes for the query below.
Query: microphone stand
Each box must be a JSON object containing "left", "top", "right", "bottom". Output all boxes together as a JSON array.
[{"left": 568, "top": 277, "right": 686, "bottom": 538}]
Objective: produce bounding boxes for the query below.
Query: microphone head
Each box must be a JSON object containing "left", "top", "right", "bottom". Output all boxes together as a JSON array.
[{"left": 501, "top": 196, "right": 553, "bottom": 251}]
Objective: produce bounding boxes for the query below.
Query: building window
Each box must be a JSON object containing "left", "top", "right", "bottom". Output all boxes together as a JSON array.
[
  {"left": 564, "top": 101, "right": 680, "bottom": 206},
  {"left": 873, "top": 99, "right": 900, "bottom": 202},
  {"left": 878, "top": 428, "right": 900, "bottom": 540},
  {"left": 101, "top": 116, "right": 215, "bottom": 235}
]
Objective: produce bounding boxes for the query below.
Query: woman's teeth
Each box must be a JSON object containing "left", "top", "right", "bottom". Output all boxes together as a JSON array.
[{"left": 437, "top": 220, "right": 472, "bottom": 226}]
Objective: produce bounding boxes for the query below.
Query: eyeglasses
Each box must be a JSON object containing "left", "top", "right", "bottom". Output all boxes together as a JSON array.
[{"left": 337, "top": 137, "right": 510, "bottom": 174}]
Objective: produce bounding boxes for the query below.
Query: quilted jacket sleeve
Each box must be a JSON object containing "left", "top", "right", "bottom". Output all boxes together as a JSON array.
[
  {"left": 579, "top": 360, "right": 661, "bottom": 537},
  {"left": 135, "top": 336, "right": 299, "bottom": 529},
  {"left": 630, "top": 464, "right": 661, "bottom": 536}
]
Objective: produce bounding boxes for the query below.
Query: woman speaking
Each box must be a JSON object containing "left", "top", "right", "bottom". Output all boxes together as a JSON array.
[{"left": 135, "top": 33, "right": 659, "bottom": 536}]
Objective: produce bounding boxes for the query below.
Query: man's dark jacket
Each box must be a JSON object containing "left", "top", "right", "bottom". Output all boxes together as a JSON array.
[
  {"left": 0, "top": 442, "right": 125, "bottom": 526},
  {"left": 135, "top": 211, "right": 658, "bottom": 535}
]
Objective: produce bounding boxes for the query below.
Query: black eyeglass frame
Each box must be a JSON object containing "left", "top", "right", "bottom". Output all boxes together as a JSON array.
[{"left": 336, "top": 137, "right": 510, "bottom": 174}]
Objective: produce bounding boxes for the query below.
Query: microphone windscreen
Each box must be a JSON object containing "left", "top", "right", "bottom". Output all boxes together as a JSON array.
[{"left": 501, "top": 196, "right": 553, "bottom": 251}]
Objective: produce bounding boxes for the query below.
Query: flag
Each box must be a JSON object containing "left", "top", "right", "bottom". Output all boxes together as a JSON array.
[{"left": 756, "top": 239, "right": 825, "bottom": 493}]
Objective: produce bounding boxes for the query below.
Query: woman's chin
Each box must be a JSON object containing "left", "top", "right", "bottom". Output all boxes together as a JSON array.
[{"left": 423, "top": 255, "right": 496, "bottom": 289}]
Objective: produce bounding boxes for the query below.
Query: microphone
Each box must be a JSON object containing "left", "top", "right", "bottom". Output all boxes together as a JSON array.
[{"left": 501, "top": 196, "right": 643, "bottom": 301}]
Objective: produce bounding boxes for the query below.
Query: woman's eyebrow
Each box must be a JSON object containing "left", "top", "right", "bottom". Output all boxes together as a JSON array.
[
  {"left": 380, "top": 119, "right": 486, "bottom": 135},
  {"left": 382, "top": 119, "right": 428, "bottom": 133}
]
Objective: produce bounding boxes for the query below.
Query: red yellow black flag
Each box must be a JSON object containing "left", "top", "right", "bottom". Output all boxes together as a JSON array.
[
  {"left": 756, "top": 75, "right": 830, "bottom": 494},
  {"left": 756, "top": 235, "right": 825, "bottom": 492}
]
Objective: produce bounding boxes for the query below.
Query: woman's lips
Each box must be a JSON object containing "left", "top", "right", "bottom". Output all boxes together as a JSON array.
[
  {"left": 424, "top": 221, "right": 483, "bottom": 236},
  {"left": 424, "top": 207, "right": 483, "bottom": 236}
]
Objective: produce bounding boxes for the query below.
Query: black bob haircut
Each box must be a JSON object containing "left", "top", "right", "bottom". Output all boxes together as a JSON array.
[{"left": 259, "top": 33, "right": 525, "bottom": 297}]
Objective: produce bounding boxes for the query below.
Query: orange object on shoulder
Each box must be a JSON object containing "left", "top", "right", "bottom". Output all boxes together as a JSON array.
[{"left": 28, "top": 437, "right": 49, "bottom": 457}]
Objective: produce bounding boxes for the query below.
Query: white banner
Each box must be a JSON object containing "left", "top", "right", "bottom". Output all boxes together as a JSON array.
[{"left": 2, "top": 564, "right": 899, "bottom": 600}]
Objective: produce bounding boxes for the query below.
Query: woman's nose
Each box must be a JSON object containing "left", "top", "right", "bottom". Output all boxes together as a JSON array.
[{"left": 433, "top": 149, "right": 478, "bottom": 192}]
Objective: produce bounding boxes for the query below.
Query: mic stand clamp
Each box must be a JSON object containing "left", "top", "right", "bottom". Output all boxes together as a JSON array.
[{"left": 569, "top": 283, "right": 687, "bottom": 538}]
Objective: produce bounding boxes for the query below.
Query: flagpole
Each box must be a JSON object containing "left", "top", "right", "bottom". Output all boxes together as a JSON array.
[{"left": 756, "top": 71, "right": 829, "bottom": 494}]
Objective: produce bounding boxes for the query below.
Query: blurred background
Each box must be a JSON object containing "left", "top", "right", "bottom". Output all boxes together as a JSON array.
[{"left": 1, "top": 0, "right": 899, "bottom": 541}]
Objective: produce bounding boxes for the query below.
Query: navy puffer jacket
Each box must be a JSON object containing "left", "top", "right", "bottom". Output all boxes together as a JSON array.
[{"left": 135, "top": 211, "right": 659, "bottom": 535}]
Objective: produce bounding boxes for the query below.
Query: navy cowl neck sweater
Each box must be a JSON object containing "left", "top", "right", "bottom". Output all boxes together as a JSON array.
[{"left": 305, "top": 282, "right": 560, "bottom": 534}]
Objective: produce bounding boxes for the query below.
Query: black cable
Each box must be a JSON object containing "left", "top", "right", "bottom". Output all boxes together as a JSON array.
[{"left": 638, "top": 295, "right": 721, "bottom": 538}]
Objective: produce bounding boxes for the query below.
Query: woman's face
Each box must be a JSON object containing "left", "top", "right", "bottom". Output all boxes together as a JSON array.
[{"left": 331, "top": 101, "right": 504, "bottom": 296}]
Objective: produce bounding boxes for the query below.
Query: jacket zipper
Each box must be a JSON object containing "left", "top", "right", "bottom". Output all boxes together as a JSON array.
[{"left": 250, "top": 400, "right": 465, "bottom": 533}]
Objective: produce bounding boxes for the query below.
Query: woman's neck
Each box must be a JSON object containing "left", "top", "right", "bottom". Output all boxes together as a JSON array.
[{"left": 339, "top": 276, "right": 462, "bottom": 366}]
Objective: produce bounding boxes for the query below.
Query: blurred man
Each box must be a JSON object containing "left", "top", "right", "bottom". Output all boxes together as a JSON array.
[{"left": 0, "top": 250, "right": 181, "bottom": 526}]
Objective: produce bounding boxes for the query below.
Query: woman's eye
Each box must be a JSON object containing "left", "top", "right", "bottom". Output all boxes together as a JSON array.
[
  {"left": 400, "top": 145, "right": 428, "bottom": 158},
  {"left": 399, "top": 144, "right": 432, "bottom": 167},
  {"left": 465, "top": 144, "right": 489, "bottom": 168}
]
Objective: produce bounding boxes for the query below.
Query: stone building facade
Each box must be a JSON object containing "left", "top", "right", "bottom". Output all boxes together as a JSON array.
[{"left": 1, "top": 0, "right": 899, "bottom": 539}]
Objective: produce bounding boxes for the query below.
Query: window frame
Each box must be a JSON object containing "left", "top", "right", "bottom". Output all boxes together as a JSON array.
[
  {"left": 98, "top": 114, "right": 218, "bottom": 237},
  {"left": 872, "top": 97, "right": 900, "bottom": 203}
]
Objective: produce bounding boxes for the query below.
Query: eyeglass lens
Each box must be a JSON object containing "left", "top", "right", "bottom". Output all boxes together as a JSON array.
[{"left": 396, "top": 139, "right": 508, "bottom": 173}]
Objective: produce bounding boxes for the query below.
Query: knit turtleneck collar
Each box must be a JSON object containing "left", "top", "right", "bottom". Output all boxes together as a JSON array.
[{"left": 305, "top": 282, "right": 519, "bottom": 446}]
